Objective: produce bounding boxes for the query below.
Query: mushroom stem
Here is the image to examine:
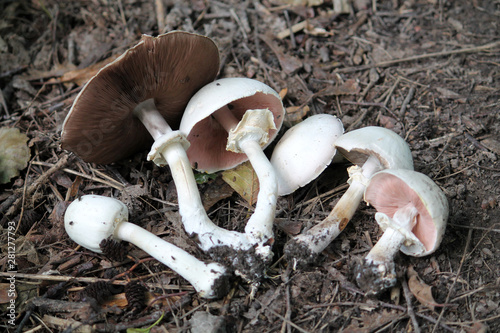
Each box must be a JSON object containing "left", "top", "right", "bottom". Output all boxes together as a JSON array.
[
  {"left": 134, "top": 99, "right": 258, "bottom": 259},
  {"left": 285, "top": 155, "right": 382, "bottom": 266},
  {"left": 212, "top": 105, "right": 238, "bottom": 132},
  {"left": 159, "top": 137, "right": 251, "bottom": 249},
  {"left": 238, "top": 138, "right": 277, "bottom": 248},
  {"left": 214, "top": 108, "right": 278, "bottom": 253},
  {"left": 134, "top": 99, "right": 172, "bottom": 140},
  {"left": 355, "top": 204, "right": 418, "bottom": 295},
  {"left": 64, "top": 195, "right": 230, "bottom": 299},
  {"left": 114, "top": 221, "right": 228, "bottom": 299}
]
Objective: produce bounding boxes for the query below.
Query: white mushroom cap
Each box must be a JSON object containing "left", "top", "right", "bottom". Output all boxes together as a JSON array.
[
  {"left": 65, "top": 195, "right": 128, "bottom": 253},
  {"left": 364, "top": 169, "right": 449, "bottom": 256},
  {"left": 270, "top": 114, "right": 344, "bottom": 195},
  {"left": 179, "top": 78, "right": 285, "bottom": 173},
  {"left": 335, "top": 126, "right": 414, "bottom": 170}
]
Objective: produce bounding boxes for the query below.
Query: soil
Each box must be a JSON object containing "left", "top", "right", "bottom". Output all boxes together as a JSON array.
[{"left": 1, "top": 0, "right": 499, "bottom": 332}]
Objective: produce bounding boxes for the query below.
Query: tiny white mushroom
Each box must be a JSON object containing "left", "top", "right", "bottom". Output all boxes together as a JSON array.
[
  {"left": 64, "top": 195, "right": 230, "bottom": 299},
  {"left": 270, "top": 114, "right": 344, "bottom": 195},
  {"left": 355, "top": 169, "right": 449, "bottom": 295},
  {"left": 284, "top": 126, "right": 414, "bottom": 267},
  {"left": 179, "top": 78, "right": 285, "bottom": 279}
]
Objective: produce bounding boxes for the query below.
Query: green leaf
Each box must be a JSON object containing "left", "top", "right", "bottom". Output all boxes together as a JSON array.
[
  {"left": 126, "top": 312, "right": 164, "bottom": 333},
  {"left": 0, "top": 127, "right": 30, "bottom": 184},
  {"left": 194, "top": 172, "right": 217, "bottom": 184}
]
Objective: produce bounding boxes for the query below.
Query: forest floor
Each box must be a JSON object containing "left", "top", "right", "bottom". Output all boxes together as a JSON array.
[{"left": 1, "top": 0, "right": 499, "bottom": 332}]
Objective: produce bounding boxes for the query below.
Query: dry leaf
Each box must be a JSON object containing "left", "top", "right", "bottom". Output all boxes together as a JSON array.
[
  {"left": 436, "top": 87, "right": 463, "bottom": 100},
  {"left": 480, "top": 138, "right": 500, "bottom": 155},
  {"left": 407, "top": 266, "right": 437, "bottom": 311},
  {"left": 343, "top": 309, "right": 401, "bottom": 332},
  {"left": 47, "top": 54, "right": 120, "bottom": 86},
  {"left": 222, "top": 161, "right": 259, "bottom": 205},
  {"left": 279, "top": 88, "right": 288, "bottom": 100},
  {"left": 0, "top": 127, "right": 31, "bottom": 184},
  {"left": 285, "top": 105, "right": 310, "bottom": 124},
  {"left": 0, "top": 283, "right": 16, "bottom": 304},
  {"left": 322, "top": 79, "right": 360, "bottom": 96},
  {"left": 201, "top": 177, "right": 235, "bottom": 210}
]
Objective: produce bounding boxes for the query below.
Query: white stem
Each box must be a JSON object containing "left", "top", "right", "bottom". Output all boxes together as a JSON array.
[
  {"left": 364, "top": 227, "right": 405, "bottom": 265},
  {"left": 134, "top": 99, "right": 254, "bottom": 252},
  {"left": 213, "top": 105, "right": 238, "bottom": 132},
  {"left": 159, "top": 141, "right": 252, "bottom": 251},
  {"left": 114, "top": 221, "right": 227, "bottom": 299},
  {"left": 288, "top": 155, "right": 382, "bottom": 259},
  {"left": 365, "top": 204, "right": 418, "bottom": 265},
  {"left": 239, "top": 139, "right": 277, "bottom": 248},
  {"left": 134, "top": 99, "right": 172, "bottom": 140}
]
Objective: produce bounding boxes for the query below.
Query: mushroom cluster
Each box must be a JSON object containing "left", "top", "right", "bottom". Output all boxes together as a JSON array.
[{"left": 61, "top": 31, "right": 448, "bottom": 299}]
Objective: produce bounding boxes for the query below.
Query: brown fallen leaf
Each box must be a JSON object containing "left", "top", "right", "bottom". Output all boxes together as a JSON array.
[
  {"left": 318, "top": 78, "right": 361, "bottom": 97},
  {"left": 285, "top": 105, "right": 310, "bottom": 125},
  {"left": 407, "top": 266, "right": 438, "bottom": 311},
  {"left": 201, "top": 176, "right": 235, "bottom": 211},
  {"left": 222, "top": 161, "right": 259, "bottom": 206},
  {"left": 47, "top": 54, "right": 120, "bottom": 86},
  {"left": 343, "top": 309, "right": 401, "bottom": 333},
  {"left": 480, "top": 137, "right": 500, "bottom": 155},
  {"left": 0, "top": 283, "right": 16, "bottom": 304},
  {"left": 259, "top": 34, "right": 303, "bottom": 74}
]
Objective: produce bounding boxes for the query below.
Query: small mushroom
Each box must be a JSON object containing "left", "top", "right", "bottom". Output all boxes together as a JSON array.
[
  {"left": 179, "top": 78, "right": 285, "bottom": 279},
  {"left": 354, "top": 169, "right": 448, "bottom": 295},
  {"left": 64, "top": 195, "right": 230, "bottom": 299},
  {"left": 284, "top": 126, "right": 414, "bottom": 267},
  {"left": 270, "top": 114, "right": 344, "bottom": 195}
]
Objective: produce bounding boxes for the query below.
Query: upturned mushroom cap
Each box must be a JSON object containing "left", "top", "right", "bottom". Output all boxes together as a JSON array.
[
  {"left": 334, "top": 127, "right": 414, "bottom": 170},
  {"left": 364, "top": 169, "right": 449, "bottom": 256},
  {"left": 179, "top": 78, "right": 285, "bottom": 173},
  {"left": 61, "top": 31, "right": 219, "bottom": 164},
  {"left": 64, "top": 195, "right": 128, "bottom": 253},
  {"left": 270, "top": 114, "right": 344, "bottom": 195}
]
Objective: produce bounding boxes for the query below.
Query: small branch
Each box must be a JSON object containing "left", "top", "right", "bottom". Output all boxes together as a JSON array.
[
  {"left": 2, "top": 154, "right": 70, "bottom": 218},
  {"left": 402, "top": 278, "right": 421, "bottom": 333},
  {"left": 336, "top": 41, "right": 500, "bottom": 73},
  {"left": 399, "top": 86, "right": 415, "bottom": 117}
]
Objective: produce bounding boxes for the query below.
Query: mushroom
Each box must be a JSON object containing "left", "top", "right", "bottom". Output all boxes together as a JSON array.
[
  {"left": 60, "top": 32, "right": 254, "bottom": 276},
  {"left": 61, "top": 31, "right": 220, "bottom": 164},
  {"left": 270, "top": 114, "right": 344, "bottom": 196},
  {"left": 64, "top": 195, "right": 230, "bottom": 299},
  {"left": 284, "top": 126, "right": 414, "bottom": 267},
  {"left": 179, "top": 78, "right": 285, "bottom": 279},
  {"left": 354, "top": 169, "right": 448, "bottom": 295}
]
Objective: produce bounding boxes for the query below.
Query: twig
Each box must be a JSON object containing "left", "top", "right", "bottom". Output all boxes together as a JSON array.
[
  {"left": 431, "top": 229, "right": 473, "bottom": 333},
  {"left": 0, "top": 272, "right": 194, "bottom": 291},
  {"left": 448, "top": 223, "right": 500, "bottom": 233},
  {"left": 336, "top": 41, "right": 500, "bottom": 73},
  {"left": 2, "top": 155, "right": 70, "bottom": 217},
  {"left": 31, "top": 160, "right": 124, "bottom": 190},
  {"left": 283, "top": 10, "right": 296, "bottom": 49},
  {"left": 254, "top": 297, "right": 311, "bottom": 333},
  {"left": 155, "top": 0, "right": 165, "bottom": 33},
  {"left": 399, "top": 86, "right": 415, "bottom": 117},
  {"left": 401, "top": 278, "right": 421, "bottom": 333},
  {"left": 305, "top": 301, "right": 457, "bottom": 332}
]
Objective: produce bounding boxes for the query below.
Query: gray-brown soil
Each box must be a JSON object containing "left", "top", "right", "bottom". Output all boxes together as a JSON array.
[{"left": 1, "top": 0, "right": 499, "bottom": 332}]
